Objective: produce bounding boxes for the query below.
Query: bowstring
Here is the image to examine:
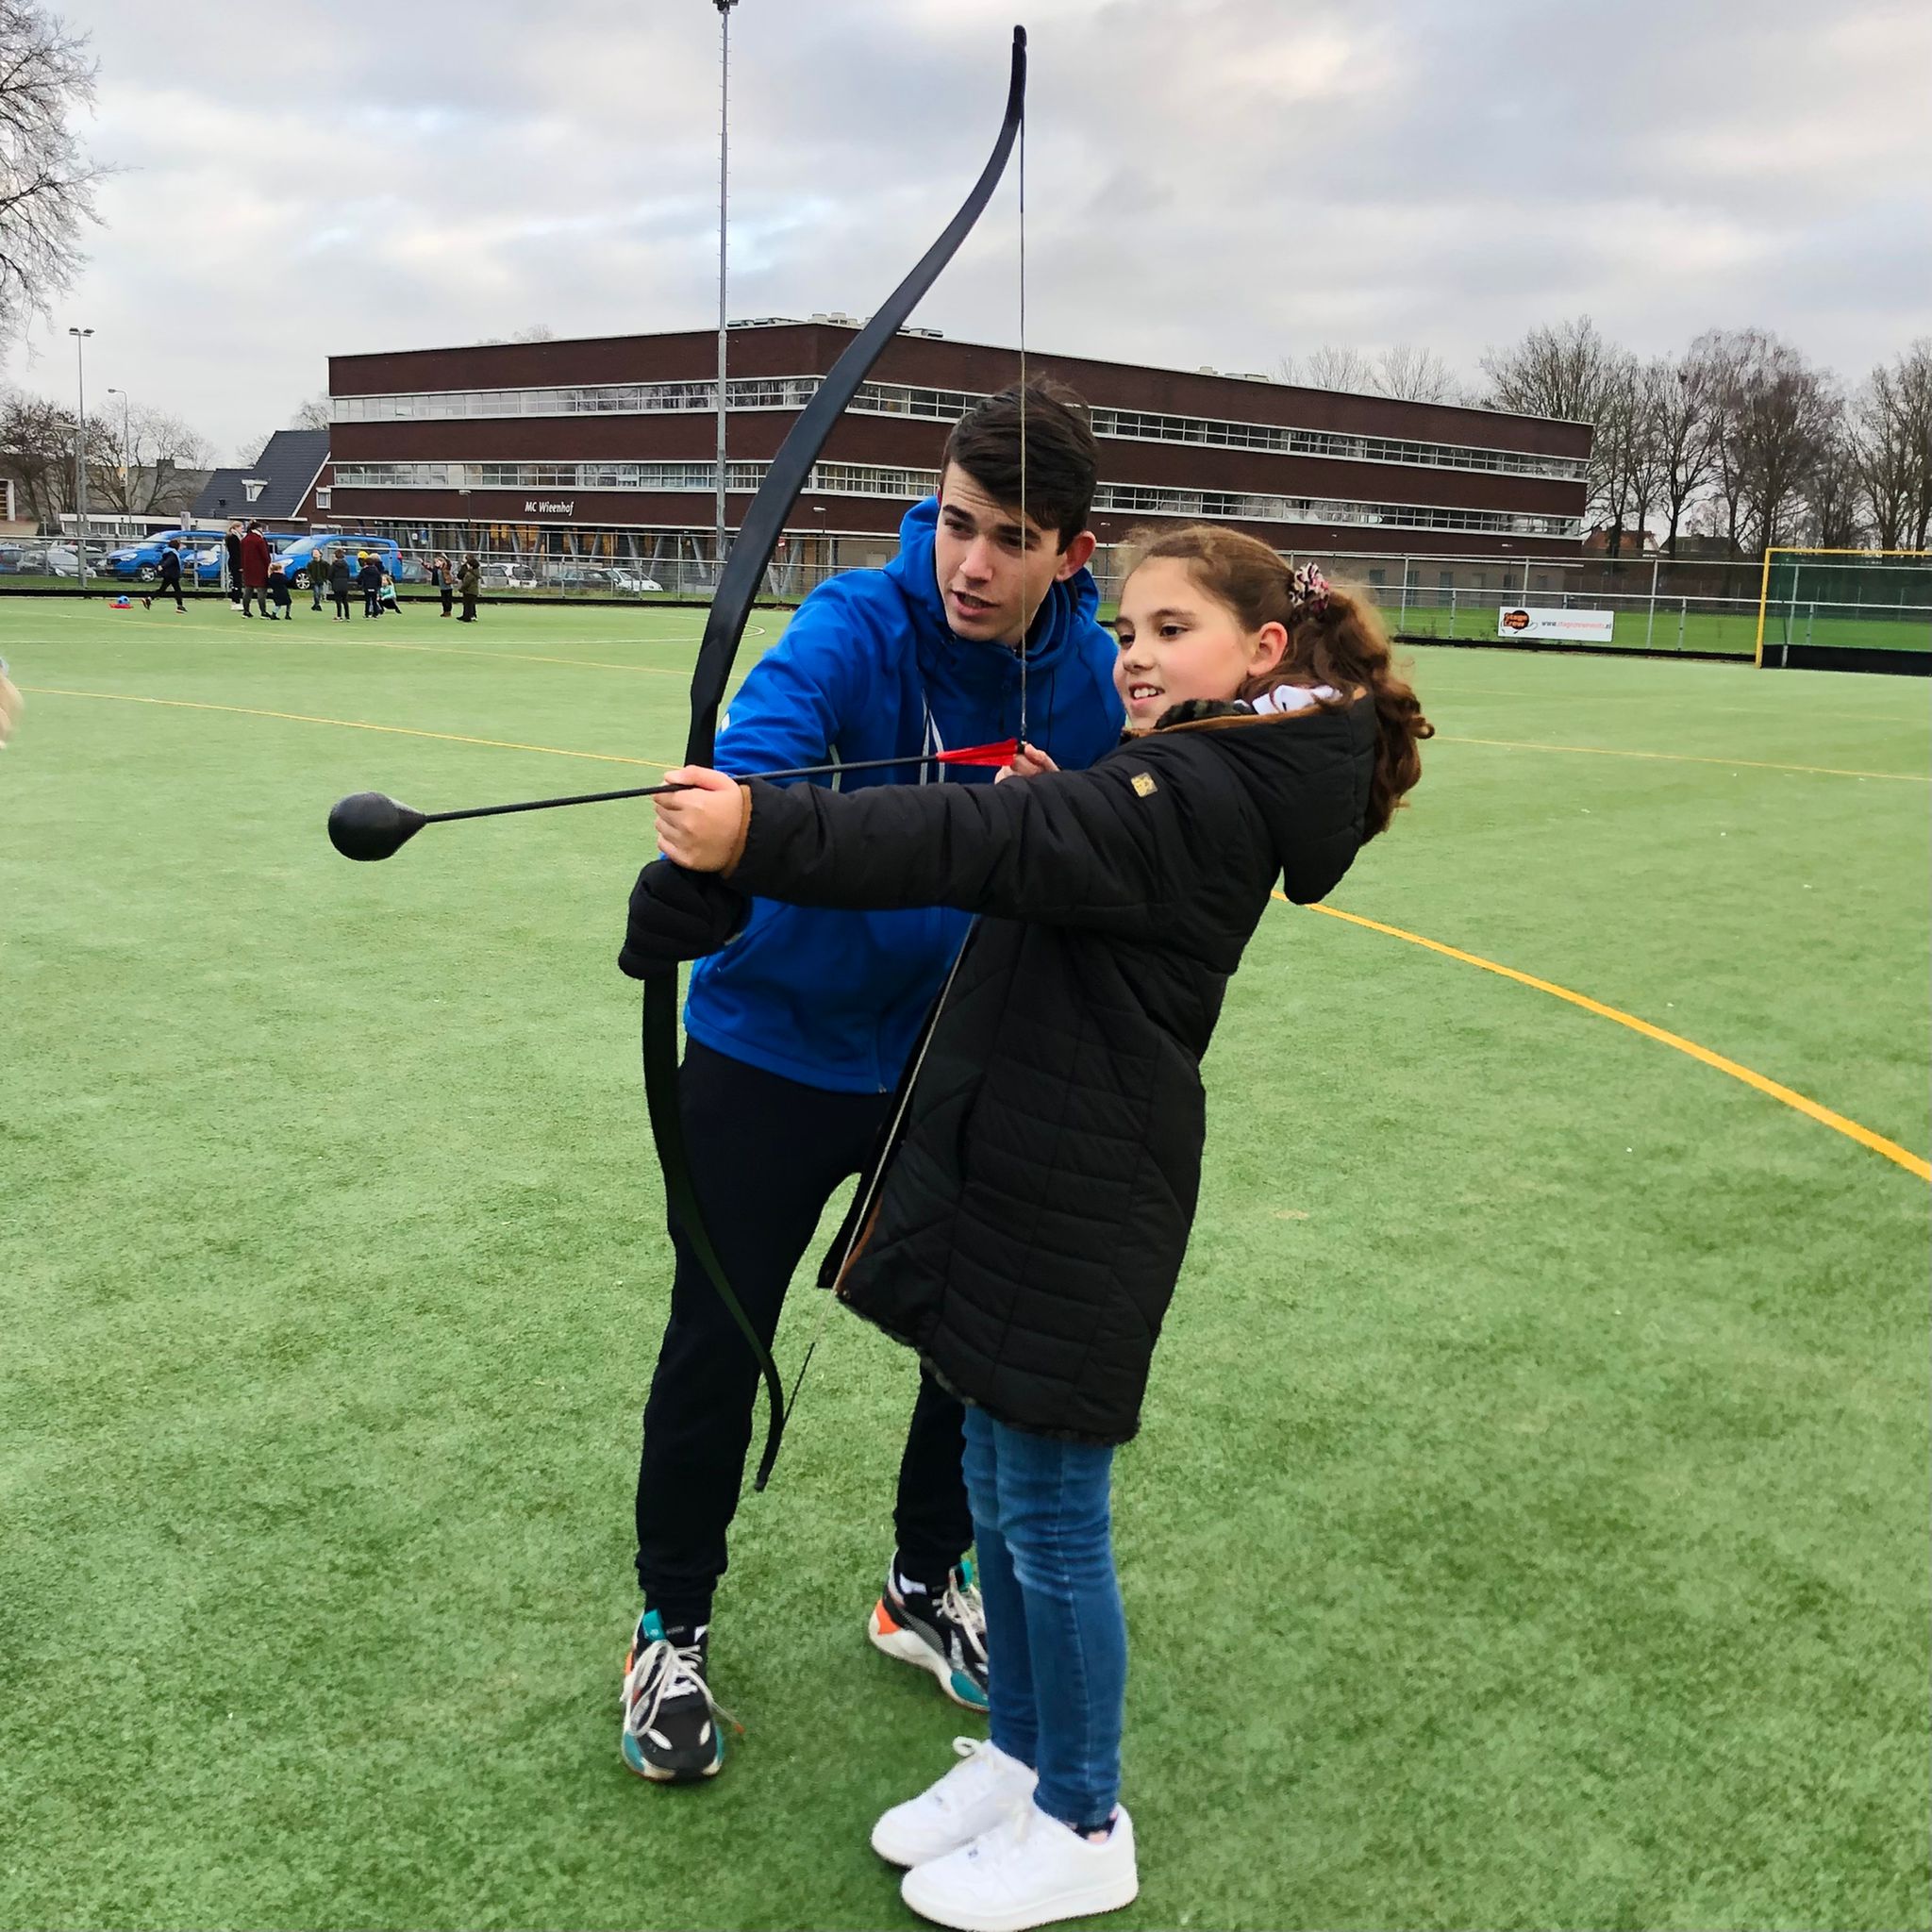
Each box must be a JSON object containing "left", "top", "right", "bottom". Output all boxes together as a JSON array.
[{"left": 1016, "top": 104, "right": 1028, "bottom": 750}]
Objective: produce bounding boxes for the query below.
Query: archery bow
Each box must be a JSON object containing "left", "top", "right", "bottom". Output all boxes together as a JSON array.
[{"left": 642, "top": 25, "right": 1029, "bottom": 1493}]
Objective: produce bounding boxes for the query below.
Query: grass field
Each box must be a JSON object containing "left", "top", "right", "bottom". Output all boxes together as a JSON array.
[{"left": 3, "top": 597, "right": 1928, "bottom": 1932}]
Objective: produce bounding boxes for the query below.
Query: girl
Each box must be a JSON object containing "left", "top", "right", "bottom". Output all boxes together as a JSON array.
[
  {"left": 650, "top": 526, "right": 1431, "bottom": 1932},
  {"left": 433, "top": 553, "right": 455, "bottom": 619},
  {"left": 327, "top": 548, "right": 355, "bottom": 622}
]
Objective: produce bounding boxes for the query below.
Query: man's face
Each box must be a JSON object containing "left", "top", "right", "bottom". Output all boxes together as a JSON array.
[{"left": 933, "top": 463, "right": 1096, "bottom": 645}]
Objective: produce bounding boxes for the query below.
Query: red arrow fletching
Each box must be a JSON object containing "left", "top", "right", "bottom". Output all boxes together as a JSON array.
[{"left": 932, "top": 738, "right": 1020, "bottom": 767}]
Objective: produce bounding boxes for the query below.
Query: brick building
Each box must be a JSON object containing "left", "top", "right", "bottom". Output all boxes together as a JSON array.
[{"left": 318, "top": 319, "right": 1590, "bottom": 591}]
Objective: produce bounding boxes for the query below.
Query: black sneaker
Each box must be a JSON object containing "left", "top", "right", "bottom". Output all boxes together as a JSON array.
[
  {"left": 620, "top": 1611, "right": 731, "bottom": 1782},
  {"left": 867, "top": 1561, "right": 990, "bottom": 1712}
]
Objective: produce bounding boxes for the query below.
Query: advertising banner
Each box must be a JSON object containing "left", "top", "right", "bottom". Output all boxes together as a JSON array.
[{"left": 1497, "top": 607, "right": 1616, "bottom": 642}]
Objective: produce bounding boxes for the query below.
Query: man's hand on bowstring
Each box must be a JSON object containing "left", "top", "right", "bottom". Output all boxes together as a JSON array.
[
  {"left": 652, "top": 765, "right": 748, "bottom": 874},
  {"left": 996, "top": 744, "right": 1058, "bottom": 783}
]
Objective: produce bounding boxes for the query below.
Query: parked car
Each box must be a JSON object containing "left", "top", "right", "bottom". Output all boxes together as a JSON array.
[
  {"left": 0, "top": 543, "right": 51, "bottom": 575},
  {"left": 479, "top": 560, "right": 536, "bottom": 589},
  {"left": 101, "top": 529, "right": 234, "bottom": 581},
  {"left": 539, "top": 563, "right": 620, "bottom": 590},
  {"left": 272, "top": 533, "right": 403, "bottom": 585},
  {"left": 611, "top": 569, "right": 664, "bottom": 593}
]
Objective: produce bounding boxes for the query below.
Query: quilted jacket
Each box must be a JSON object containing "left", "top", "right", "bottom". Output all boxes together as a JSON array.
[{"left": 724, "top": 696, "right": 1378, "bottom": 1443}]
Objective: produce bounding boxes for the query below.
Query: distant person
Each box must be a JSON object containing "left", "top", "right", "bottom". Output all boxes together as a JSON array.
[
  {"left": 328, "top": 547, "right": 355, "bottom": 622},
  {"left": 378, "top": 567, "right": 400, "bottom": 616},
  {"left": 267, "top": 559, "right": 293, "bottom": 621},
  {"left": 458, "top": 553, "right": 479, "bottom": 623},
  {"left": 358, "top": 550, "right": 382, "bottom": 619},
  {"left": 433, "top": 553, "right": 454, "bottom": 619},
  {"left": 238, "top": 521, "right": 273, "bottom": 620},
  {"left": 224, "top": 521, "right": 244, "bottom": 608},
  {"left": 309, "top": 549, "right": 331, "bottom": 612},
  {"left": 142, "top": 540, "right": 187, "bottom": 612}
]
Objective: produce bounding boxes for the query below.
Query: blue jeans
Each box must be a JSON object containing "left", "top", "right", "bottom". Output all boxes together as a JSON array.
[{"left": 961, "top": 1406, "right": 1124, "bottom": 1829}]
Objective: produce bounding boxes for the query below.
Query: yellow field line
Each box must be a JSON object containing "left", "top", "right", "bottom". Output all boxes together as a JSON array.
[
  {"left": 23, "top": 675, "right": 1925, "bottom": 1179},
  {"left": 2, "top": 615, "right": 723, "bottom": 675},
  {"left": 16, "top": 686, "right": 675, "bottom": 769},
  {"left": 1287, "top": 895, "right": 1930, "bottom": 1182},
  {"left": 1440, "top": 733, "right": 1928, "bottom": 782},
  {"left": 311, "top": 633, "right": 693, "bottom": 677}
]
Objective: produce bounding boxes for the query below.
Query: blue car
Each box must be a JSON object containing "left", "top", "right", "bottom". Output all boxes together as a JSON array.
[
  {"left": 273, "top": 534, "right": 403, "bottom": 585},
  {"left": 102, "top": 530, "right": 210, "bottom": 581},
  {"left": 103, "top": 528, "right": 303, "bottom": 582}
]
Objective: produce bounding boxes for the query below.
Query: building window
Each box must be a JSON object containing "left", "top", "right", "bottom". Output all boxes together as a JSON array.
[
  {"left": 313, "top": 489, "right": 332, "bottom": 510},
  {"left": 329, "top": 376, "right": 1588, "bottom": 483},
  {"left": 330, "top": 458, "right": 1582, "bottom": 541},
  {"left": 1367, "top": 567, "right": 1386, "bottom": 587},
  {"left": 1439, "top": 571, "right": 1454, "bottom": 590}
]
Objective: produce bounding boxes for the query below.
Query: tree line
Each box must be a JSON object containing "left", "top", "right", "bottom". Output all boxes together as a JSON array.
[
  {"left": 0, "top": 390, "right": 215, "bottom": 524},
  {"left": 1284, "top": 322, "right": 1932, "bottom": 560}
]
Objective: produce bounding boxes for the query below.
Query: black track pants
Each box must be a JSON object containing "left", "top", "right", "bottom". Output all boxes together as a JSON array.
[{"left": 634, "top": 1038, "right": 973, "bottom": 1624}]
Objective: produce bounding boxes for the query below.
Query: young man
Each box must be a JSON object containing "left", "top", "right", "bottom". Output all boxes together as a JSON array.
[{"left": 615, "top": 382, "right": 1125, "bottom": 1784}]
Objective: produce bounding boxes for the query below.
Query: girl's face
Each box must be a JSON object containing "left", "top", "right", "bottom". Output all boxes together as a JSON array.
[{"left": 1112, "top": 558, "right": 1288, "bottom": 727}]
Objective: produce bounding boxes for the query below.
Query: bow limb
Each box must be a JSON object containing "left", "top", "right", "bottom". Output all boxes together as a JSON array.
[{"left": 642, "top": 26, "right": 1028, "bottom": 1493}]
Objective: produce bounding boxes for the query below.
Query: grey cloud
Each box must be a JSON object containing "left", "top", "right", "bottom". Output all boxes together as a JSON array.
[{"left": 11, "top": 0, "right": 1926, "bottom": 449}]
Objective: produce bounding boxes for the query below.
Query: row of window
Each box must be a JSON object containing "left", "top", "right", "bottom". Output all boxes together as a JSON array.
[
  {"left": 1089, "top": 408, "right": 1583, "bottom": 479},
  {"left": 331, "top": 375, "right": 1587, "bottom": 483},
  {"left": 331, "top": 458, "right": 1583, "bottom": 540},
  {"left": 1091, "top": 482, "right": 1576, "bottom": 539}
]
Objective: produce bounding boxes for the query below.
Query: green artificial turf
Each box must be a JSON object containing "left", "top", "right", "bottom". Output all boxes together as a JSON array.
[{"left": 1, "top": 599, "right": 1927, "bottom": 1931}]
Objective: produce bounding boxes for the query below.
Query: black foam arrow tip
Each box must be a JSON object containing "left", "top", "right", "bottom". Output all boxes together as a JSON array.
[{"left": 328, "top": 791, "right": 427, "bottom": 861}]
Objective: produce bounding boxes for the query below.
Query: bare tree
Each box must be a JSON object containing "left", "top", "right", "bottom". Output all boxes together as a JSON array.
[
  {"left": 1707, "top": 329, "right": 1837, "bottom": 554},
  {"left": 1479, "top": 316, "right": 1634, "bottom": 523},
  {"left": 89, "top": 402, "right": 213, "bottom": 516},
  {"left": 1589, "top": 356, "right": 1649, "bottom": 559},
  {"left": 1851, "top": 341, "right": 1932, "bottom": 550},
  {"left": 0, "top": 2, "right": 106, "bottom": 352},
  {"left": 291, "top": 392, "right": 332, "bottom": 431},
  {"left": 0, "top": 384, "right": 76, "bottom": 525},
  {"left": 1279, "top": 344, "right": 1375, "bottom": 392},
  {"left": 474, "top": 323, "right": 558, "bottom": 347},
  {"left": 229, "top": 431, "right": 270, "bottom": 466},
  {"left": 1374, "top": 342, "right": 1461, "bottom": 404},
  {"left": 1803, "top": 410, "right": 1866, "bottom": 549},
  {"left": 1638, "top": 352, "right": 1719, "bottom": 557}
]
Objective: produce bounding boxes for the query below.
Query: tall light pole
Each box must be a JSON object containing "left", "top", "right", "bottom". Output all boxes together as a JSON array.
[
  {"left": 69, "top": 326, "right": 94, "bottom": 582},
  {"left": 106, "top": 386, "right": 130, "bottom": 518},
  {"left": 714, "top": 0, "right": 738, "bottom": 581}
]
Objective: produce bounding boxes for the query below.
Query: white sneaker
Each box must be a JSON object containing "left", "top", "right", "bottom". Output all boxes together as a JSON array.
[
  {"left": 872, "top": 1737, "right": 1038, "bottom": 1868},
  {"left": 900, "top": 1800, "right": 1138, "bottom": 1932}
]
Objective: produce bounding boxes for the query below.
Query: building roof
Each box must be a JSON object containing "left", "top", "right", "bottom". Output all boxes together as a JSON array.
[{"left": 192, "top": 430, "right": 329, "bottom": 524}]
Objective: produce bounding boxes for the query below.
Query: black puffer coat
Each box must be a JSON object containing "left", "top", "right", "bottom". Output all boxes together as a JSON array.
[{"left": 725, "top": 700, "right": 1377, "bottom": 1443}]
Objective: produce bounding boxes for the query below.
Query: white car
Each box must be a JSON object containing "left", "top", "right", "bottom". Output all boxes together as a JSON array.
[{"left": 612, "top": 569, "right": 663, "bottom": 593}]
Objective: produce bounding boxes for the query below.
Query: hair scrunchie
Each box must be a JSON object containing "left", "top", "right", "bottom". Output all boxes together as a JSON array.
[{"left": 1288, "top": 561, "right": 1330, "bottom": 612}]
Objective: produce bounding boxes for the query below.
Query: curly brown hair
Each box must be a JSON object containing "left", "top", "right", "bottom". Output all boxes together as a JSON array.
[{"left": 1122, "top": 524, "right": 1434, "bottom": 838}]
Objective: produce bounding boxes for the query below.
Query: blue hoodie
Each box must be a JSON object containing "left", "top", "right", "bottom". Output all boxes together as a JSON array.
[{"left": 687, "top": 496, "right": 1125, "bottom": 1092}]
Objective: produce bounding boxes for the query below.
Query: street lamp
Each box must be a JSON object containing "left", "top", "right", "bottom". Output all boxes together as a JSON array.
[
  {"left": 106, "top": 387, "right": 131, "bottom": 537},
  {"left": 68, "top": 326, "right": 93, "bottom": 581},
  {"left": 714, "top": 0, "right": 739, "bottom": 581}
]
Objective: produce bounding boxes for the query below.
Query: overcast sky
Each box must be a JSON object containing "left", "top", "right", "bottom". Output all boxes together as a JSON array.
[{"left": 8, "top": 0, "right": 1930, "bottom": 456}]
